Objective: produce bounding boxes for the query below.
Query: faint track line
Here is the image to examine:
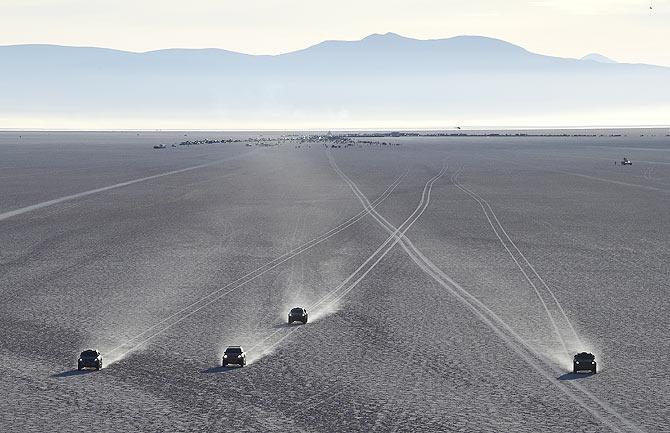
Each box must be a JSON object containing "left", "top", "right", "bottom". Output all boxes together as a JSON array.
[
  {"left": 467, "top": 170, "right": 604, "bottom": 342},
  {"left": 0, "top": 149, "right": 256, "bottom": 222},
  {"left": 493, "top": 152, "right": 670, "bottom": 194},
  {"left": 450, "top": 169, "right": 581, "bottom": 355}
]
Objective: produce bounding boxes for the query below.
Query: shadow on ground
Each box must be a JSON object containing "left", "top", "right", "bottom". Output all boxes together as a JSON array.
[
  {"left": 51, "top": 369, "right": 97, "bottom": 378},
  {"left": 558, "top": 372, "right": 596, "bottom": 381},
  {"left": 202, "top": 365, "right": 243, "bottom": 374}
]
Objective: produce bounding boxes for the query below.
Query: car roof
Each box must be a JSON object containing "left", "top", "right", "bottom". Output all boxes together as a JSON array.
[{"left": 81, "top": 349, "right": 99, "bottom": 355}]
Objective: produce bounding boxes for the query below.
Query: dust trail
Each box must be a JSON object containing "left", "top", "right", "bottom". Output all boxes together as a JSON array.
[
  {"left": 104, "top": 171, "right": 406, "bottom": 360},
  {"left": 99, "top": 350, "right": 127, "bottom": 368},
  {"left": 245, "top": 165, "right": 446, "bottom": 363},
  {"left": 328, "top": 154, "right": 641, "bottom": 433},
  {"left": 0, "top": 149, "right": 254, "bottom": 222}
]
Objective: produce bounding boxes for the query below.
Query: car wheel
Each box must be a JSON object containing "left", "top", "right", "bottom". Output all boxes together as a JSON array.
[
  {"left": 592, "top": 366, "right": 597, "bottom": 374},
  {"left": 573, "top": 366, "right": 577, "bottom": 374},
  {"left": 78, "top": 364, "right": 82, "bottom": 371},
  {"left": 222, "top": 361, "right": 227, "bottom": 367}
]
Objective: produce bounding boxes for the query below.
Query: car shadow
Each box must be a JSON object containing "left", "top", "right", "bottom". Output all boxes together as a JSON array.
[
  {"left": 557, "top": 372, "right": 596, "bottom": 381},
  {"left": 201, "top": 365, "right": 243, "bottom": 374},
  {"left": 51, "top": 369, "right": 96, "bottom": 378}
]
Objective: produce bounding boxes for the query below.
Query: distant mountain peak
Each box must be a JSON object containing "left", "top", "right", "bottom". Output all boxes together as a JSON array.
[
  {"left": 582, "top": 53, "right": 617, "bottom": 63},
  {"left": 300, "top": 33, "right": 530, "bottom": 57},
  {"left": 362, "top": 32, "right": 406, "bottom": 40}
]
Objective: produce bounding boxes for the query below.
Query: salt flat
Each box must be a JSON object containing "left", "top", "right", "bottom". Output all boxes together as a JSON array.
[{"left": 1, "top": 131, "right": 668, "bottom": 432}]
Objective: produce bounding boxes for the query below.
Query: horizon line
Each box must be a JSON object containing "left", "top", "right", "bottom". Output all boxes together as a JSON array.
[{"left": 2, "top": 125, "right": 669, "bottom": 133}]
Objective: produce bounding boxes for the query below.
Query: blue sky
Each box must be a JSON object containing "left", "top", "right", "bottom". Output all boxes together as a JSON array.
[{"left": 1, "top": 0, "right": 669, "bottom": 66}]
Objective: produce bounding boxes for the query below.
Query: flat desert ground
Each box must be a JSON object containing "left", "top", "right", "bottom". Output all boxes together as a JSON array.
[{"left": 1, "top": 131, "right": 668, "bottom": 432}]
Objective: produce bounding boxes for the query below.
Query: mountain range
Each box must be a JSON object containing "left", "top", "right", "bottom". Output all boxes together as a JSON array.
[{"left": 1, "top": 33, "right": 668, "bottom": 129}]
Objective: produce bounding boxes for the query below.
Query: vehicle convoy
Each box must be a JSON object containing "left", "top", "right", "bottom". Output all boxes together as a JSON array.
[
  {"left": 621, "top": 157, "right": 632, "bottom": 165},
  {"left": 78, "top": 349, "right": 103, "bottom": 371},
  {"left": 573, "top": 352, "right": 597, "bottom": 374},
  {"left": 222, "top": 346, "right": 246, "bottom": 367},
  {"left": 288, "top": 307, "right": 308, "bottom": 324}
]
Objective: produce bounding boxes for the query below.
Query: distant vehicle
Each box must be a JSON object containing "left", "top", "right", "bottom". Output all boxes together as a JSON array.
[
  {"left": 222, "top": 346, "right": 246, "bottom": 367},
  {"left": 245, "top": 143, "right": 253, "bottom": 147},
  {"left": 621, "top": 157, "right": 632, "bottom": 165},
  {"left": 153, "top": 144, "right": 167, "bottom": 149},
  {"left": 288, "top": 307, "right": 308, "bottom": 324},
  {"left": 573, "top": 352, "right": 596, "bottom": 374},
  {"left": 78, "top": 349, "right": 103, "bottom": 371}
]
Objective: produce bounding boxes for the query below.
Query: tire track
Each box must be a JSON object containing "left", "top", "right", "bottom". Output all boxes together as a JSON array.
[
  {"left": 451, "top": 169, "right": 583, "bottom": 356},
  {"left": 0, "top": 149, "right": 256, "bottom": 222},
  {"left": 245, "top": 165, "right": 446, "bottom": 359},
  {"left": 313, "top": 166, "right": 446, "bottom": 310},
  {"left": 106, "top": 171, "right": 407, "bottom": 361},
  {"left": 327, "top": 154, "right": 642, "bottom": 433},
  {"left": 492, "top": 152, "right": 670, "bottom": 195}
]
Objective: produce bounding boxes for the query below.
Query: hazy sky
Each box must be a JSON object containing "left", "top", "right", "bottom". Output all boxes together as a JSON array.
[{"left": 1, "top": 0, "right": 669, "bottom": 65}]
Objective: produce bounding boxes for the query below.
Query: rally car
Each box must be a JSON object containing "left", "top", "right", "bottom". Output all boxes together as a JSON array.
[
  {"left": 288, "top": 307, "right": 308, "bottom": 324},
  {"left": 222, "top": 346, "right": 247, "bottom": 367},
  {"left": 78, "top": 349, "right": 103, "bottom": 371},
  {"left": 573, "top": 352, "right": 597, "bottom": 374}
]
